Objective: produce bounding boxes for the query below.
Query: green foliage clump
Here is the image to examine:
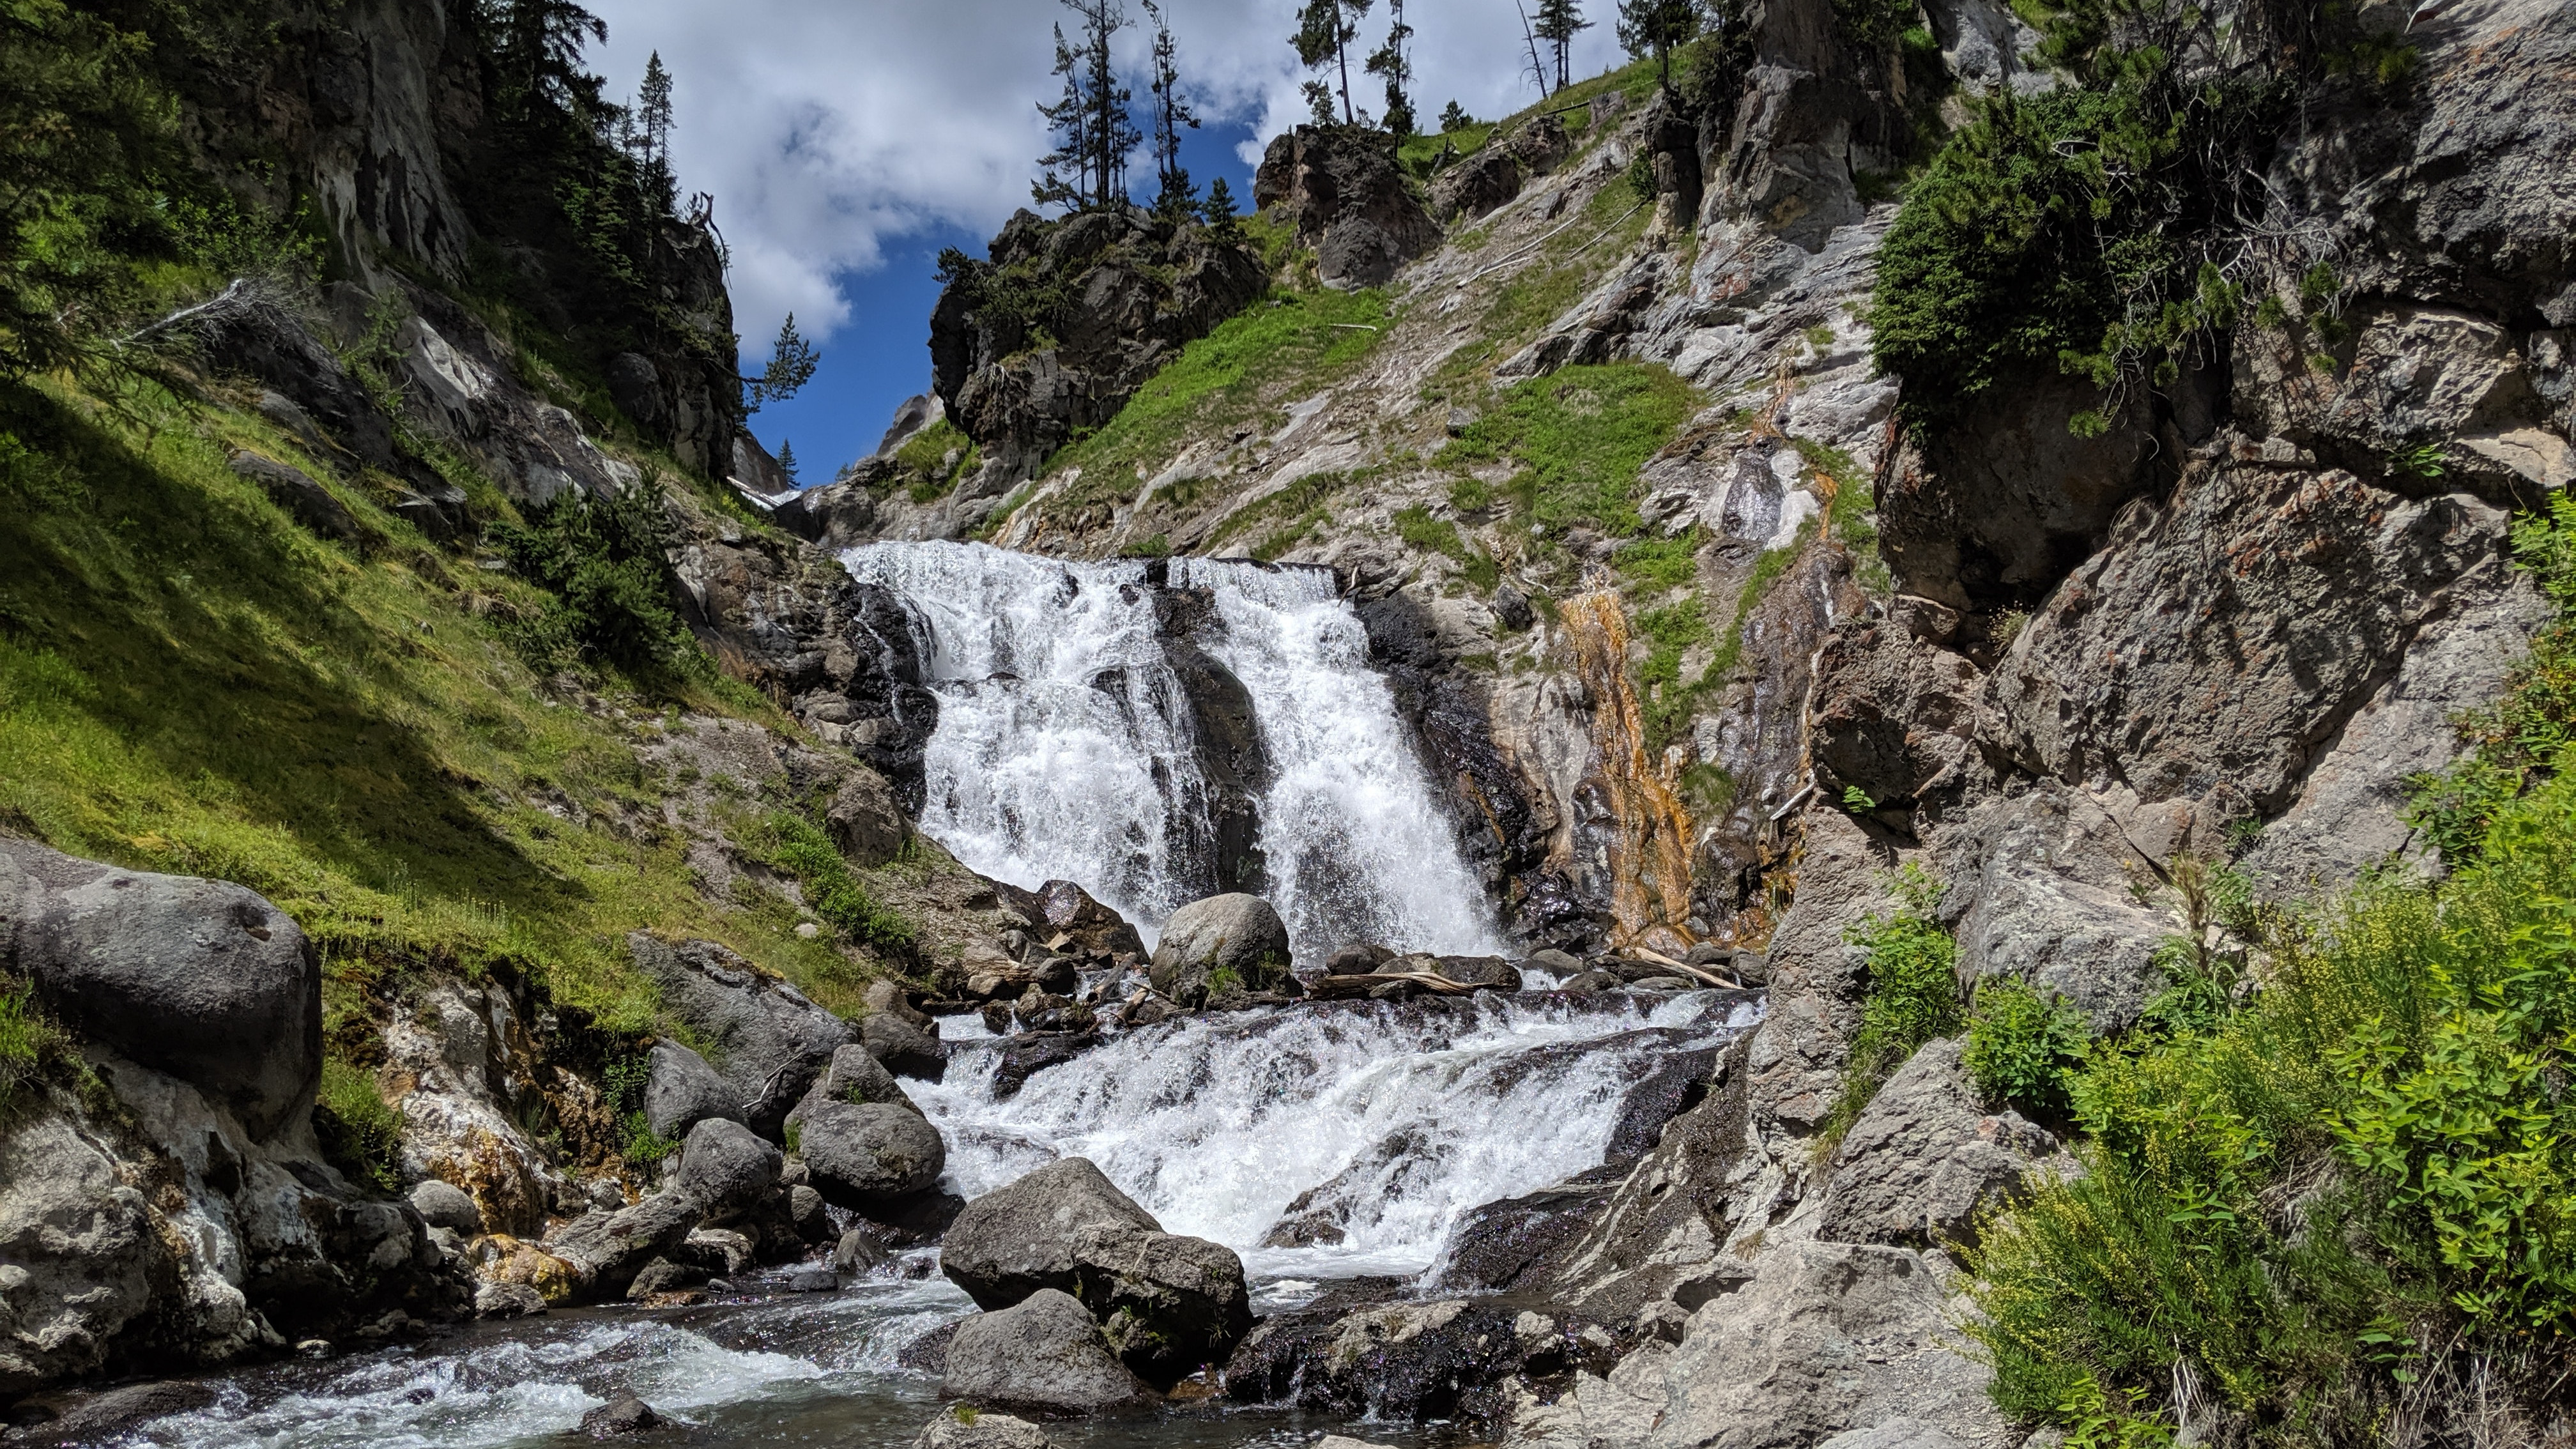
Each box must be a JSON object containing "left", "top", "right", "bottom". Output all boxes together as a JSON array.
[
  {"left": 1971, "top": 753, "right": 2576, "bottom": 1443},
  {"left": 2405, "top": 491, "right": 2576, "bottom": 863},
  {"left": 887, "top": 418, "right": 980, "bottom": 505},
  {"left": 1613, "top": 531, "right": 1701, "bottom": 590},
  {"left": 313, "top": 1057, "right": 404, "bottom": 1193},
  {"left": 1821, "top": 865, "right": 1961, "bottom": 1148},
  {"left": 1394, "top": 505, "right": 1499, "bottom": 589},
  {"left": 601, "top": 1052, "right": 676, "bottom": 1164},
  {"left": 491, "top": 479, "right": 696, "bottom": 675},
  {"left": 0, "top": 975, "right": 64, "bottom": 1112},
  {"left": 756, "top": 811, "right": 915, "bottom": 953},
  {"left": 1867, "top": 0, "right": 2281, "bottom": 434},
  {"left": 1965, "top": 977, "right": 2090, "bottom": 1119},
  {"left": 1439, "top": 363, "right": 1697, "bottom": 539}
]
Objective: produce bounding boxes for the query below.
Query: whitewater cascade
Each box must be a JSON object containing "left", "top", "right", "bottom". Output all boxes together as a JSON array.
[{"left": 840, "top": 540, "right": 1500, "bottom": 958}]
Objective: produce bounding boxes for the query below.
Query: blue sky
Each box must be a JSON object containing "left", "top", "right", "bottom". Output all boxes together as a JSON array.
[{"left": 587, "top": 0, "right": 1627, "bottom": 478}]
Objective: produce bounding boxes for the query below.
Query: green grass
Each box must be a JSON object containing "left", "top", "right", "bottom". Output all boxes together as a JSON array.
[
  {"left": 891, "top": 419, "right": 979, "bottom": 504},
  {"left": 1393, "top": 505, "right": 1500, "bottom": 590},
  {"left": 1433, "top": 180, "right": 1659, "bottom": 388},
  {"left": 1206, "top": 468, "right": 1370, "bottom": 558},
  {"left": 0, "top": 374, "right": 875, "bottom": 1039},
  {"left": 0, "top": 974, "right": 63, "bottom": 1113},
  {"left": 1614, "top": 530, "right": 1703, "bottom": 590},
  {"left": 1048, "top": 289, "right": 1393, "bottom": 507},
  {"left": 1439, "top": 362, "right": 1698, "bottom": 539},
  {"left": 314, "top": 1056, "right": 404, "bottom": 1192}
]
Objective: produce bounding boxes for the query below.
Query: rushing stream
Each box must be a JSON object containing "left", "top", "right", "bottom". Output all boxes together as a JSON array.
[{"left": 107, "top": 542, "right": 1758, "bottom": 1448}]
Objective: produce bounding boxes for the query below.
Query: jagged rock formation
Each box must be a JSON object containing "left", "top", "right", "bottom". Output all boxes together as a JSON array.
[
  {"left": 928, "top": 206, "right": 1267, "bottom": 493},
  {"left": 1255, "top": 126, "right": 1444, "bottom": 286}
]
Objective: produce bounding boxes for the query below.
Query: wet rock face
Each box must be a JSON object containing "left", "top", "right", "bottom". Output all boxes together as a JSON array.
[
  {"left": 1222, "top": 1292, "right": 1598, "bottom": 1423},
  {"left": 930, "top": 206, "right": 1267, "bottom": 484},
  {"left": 1254, "top": 126, "right": 1443, "bottom": 288},
  {"left": 2, "top": 838, "right": 321, "bottom": 1140}
]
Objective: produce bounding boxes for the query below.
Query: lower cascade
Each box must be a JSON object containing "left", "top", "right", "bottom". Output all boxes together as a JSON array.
[{"left": 839, "top": 540, "right": 1501, "bottom": 960}]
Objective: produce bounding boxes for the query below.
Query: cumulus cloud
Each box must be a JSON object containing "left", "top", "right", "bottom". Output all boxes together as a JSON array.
[{"left": 590, "top": 0, "right": 1625, "bottom": 353}]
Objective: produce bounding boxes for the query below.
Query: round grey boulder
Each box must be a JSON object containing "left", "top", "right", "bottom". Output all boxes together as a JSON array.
[
  {"left": 1148, "top": 893, "right": 1291, "bottom": 1006},
  {"left": 3, "top": 839, "right": 320, "bottom": 1138},
  {"left": 940, "top": 1288, "right": 1153, "bottom": 1414},
  {"left": 671, "top": 1117, "right": 783, "bottom": 1217},
  {"left": 940, "top": 1156, "right": 1158, "bottom": 1310},
  {"left": 861, "top": 1010, "right": 950, "bottom": 1082},
  {"left": 643, "top": 1039, "right": 742, "bottom": 1140},
  {"left": 799, "top": 1100, "right": 946, "bottom": 1206},
  {"left": 407, "top": 1179, "right": 483, "bottom": 1236}
]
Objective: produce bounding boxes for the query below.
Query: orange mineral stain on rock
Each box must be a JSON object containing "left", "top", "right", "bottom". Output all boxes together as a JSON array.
[{"left": 1558, "top": 590, "right": 1698, "bottom": 950}]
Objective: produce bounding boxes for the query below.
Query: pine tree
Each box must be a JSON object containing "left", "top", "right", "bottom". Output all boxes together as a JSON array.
[
  {"left": 746, "top": 313, "right": 818, "bottom": 411},
  {"left": 1143, "top": 0, "right": 1200, "bottom": 219},
  {"left": 634, "top": 50, "right": 676, "bottom": 211},
  {"left": 776, "top": 439, "right": 800, "bottom": 483},
  {"left": 1365, "top": 0, "right": 1414, "bottom": 135},
  {"left": 1616, "top": 0, "right": 1699, "bottom": 88},
  {"left": 1202, "top": 175, "right": 1241, "bottom": 236},
  {"left": 1439, "top": 99, "right": 1470, "bottom": 132},
  {"left": 1291, "top": 0, "right": 1372, "bottom": 127},
  {"left": 1032, "top": 24, "right": 1091, "bottom": 210},
  {"left": 1533, "top": 0, "right": 1592, "bottom": 93},
  {"left": 491, "top": 0, "right": 610, "bottom": 124}
]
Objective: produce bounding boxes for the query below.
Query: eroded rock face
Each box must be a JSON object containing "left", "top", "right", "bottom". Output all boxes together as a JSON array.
[
  {"left": 627, "top": 933, "right": 853, "bottom": 1138},
  {"left": 1816, "top": 1038, "right": 2062, "bottom": 1248},
  {"left": 941, "top": 1289, "right": 1155, "bottom": 1415},
  {"left": 0, "top": 1116, "right": 164, "bottom": 1394},
  {"left": 2, "top": 839, "right": 321, "bottom": 1140}
]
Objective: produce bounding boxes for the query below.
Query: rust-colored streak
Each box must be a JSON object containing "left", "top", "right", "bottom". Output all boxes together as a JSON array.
[{"left": 1558, "top": 590, "right": 1698, "bottom": 950}]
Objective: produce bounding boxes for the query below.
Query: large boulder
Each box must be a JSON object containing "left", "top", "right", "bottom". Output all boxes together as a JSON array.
[
  {"left": 1071, "top": 1223, "right": 1254, "bottom": 1384},
  {"left": 941, "top": 1157, "right": 1158, "bottom": 1308},
  {"left": 671, "top": 1117, "right": 783, "bottom": 1219},
  {"left": 1148, "top": 894, "right": 1291, "bottom": 1006},
  {"left": 940, "top": 1289, "right": 1155, "bottom": 1414},
  {"left": 1, "top": 839, "right": 320, "bottom": 1139},
  {"left": 627, "top": 933, "right": 853, "bottom": 1136},
  {"left": 643, "top": 1039, "right": 743, "bottom": 1140},
  {"left": 1816, "top": 1038, "right": 2062, "bottom": 1249},
  {"left": 545, "top": 1188, "right": 701, "bottom": 1298},
  {"left": 0, "top": 1117, "right": 161, "bottom": 1394},
  {"left": 799, "top": 1100, "right": 946, "bottom": 1206},
  {"left": 861, "top": 1009, "right": 950, "bottom": 1082},
  {"left": 787, "top": 1042, "right": 920, "bottom": 1125}
]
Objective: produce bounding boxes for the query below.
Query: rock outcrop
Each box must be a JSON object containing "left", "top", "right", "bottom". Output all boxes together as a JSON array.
[
  {"left": 627, "top": 933, "right": 853, "bottom": 1137},
  {"left": 1255, "top": 126, "right": 1443, "bottom": 288},
  {"left": 930, "top": 206, "right": 1267, "bottom": 487}
]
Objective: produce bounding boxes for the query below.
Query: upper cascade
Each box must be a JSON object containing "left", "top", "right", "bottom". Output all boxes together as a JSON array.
[{"left": 839, "top": 541, "right": 1501, "bottom": 960}]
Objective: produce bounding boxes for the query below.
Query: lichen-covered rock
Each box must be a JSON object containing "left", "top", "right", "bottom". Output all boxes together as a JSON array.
[
  {"left": 1818, "top": 1038, "right": 2062, "bottom": 1249},
  {"left": 1, "top": 838, "right": 321, "bottom": 1140},
  {"left": 941, "top": 1288, "right": 1154, "bottom": 1414}
]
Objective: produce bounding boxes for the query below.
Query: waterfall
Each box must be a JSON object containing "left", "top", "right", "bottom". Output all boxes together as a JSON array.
[
  {"left": 841, "top": 541, "right": 1500, "bottom": 958},
  {"left": 917, "top": 993, "right": 1756, "bottom": 1278}
]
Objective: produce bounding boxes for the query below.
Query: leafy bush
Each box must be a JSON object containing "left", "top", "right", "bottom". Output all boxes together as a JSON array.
[
  {"left": 1971, "top": 762, "right": 2576, "bottom": 1443},
  {"left": 491, "top": 478, "right": 696, "bottom": 674},
  {"left": 313, "top": 1057, "right": 403, "bottom": 1193},
  {"left": 1965, "top": 977, "right": 2090, "bottom": 1119},
  {"left": 601, "top": 1051, "right": 677, "bottom": 1163},
  {"left": 1822, "top": 865, "right": 1962, "bottom": 1147}
]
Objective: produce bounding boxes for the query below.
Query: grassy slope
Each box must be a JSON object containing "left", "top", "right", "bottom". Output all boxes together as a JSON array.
[{"left": 0, "top": 371, "right": 854, "bottom": 1044}]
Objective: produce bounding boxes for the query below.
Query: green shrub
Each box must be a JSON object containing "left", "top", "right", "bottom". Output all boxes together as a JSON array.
[
  {"left": 1821, "top": 865, "right": 1962, "bottom": 1148},
  {"left": 0, "top": 974, "right": 63, "bottom": 1111},
  {"left": 313, "top": 1056, "right": 403, "bottom": 1193},
  {"left": 1867, "top": 4, "right": 2282, "bottom": 434},
  {"left": 1965, "top": 977, "right": 2090, "bottom": 1118},
  {"left": 1614, "top": 531, "right": 1701, "bottom": 590},
  {"left": 491, "top": 477, "right": 697, "bottom": 675}
]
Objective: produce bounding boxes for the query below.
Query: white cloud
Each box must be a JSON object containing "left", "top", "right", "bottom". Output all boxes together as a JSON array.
[{"left": 588, "top": 0, "right": 1627, "bottom": 352}]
